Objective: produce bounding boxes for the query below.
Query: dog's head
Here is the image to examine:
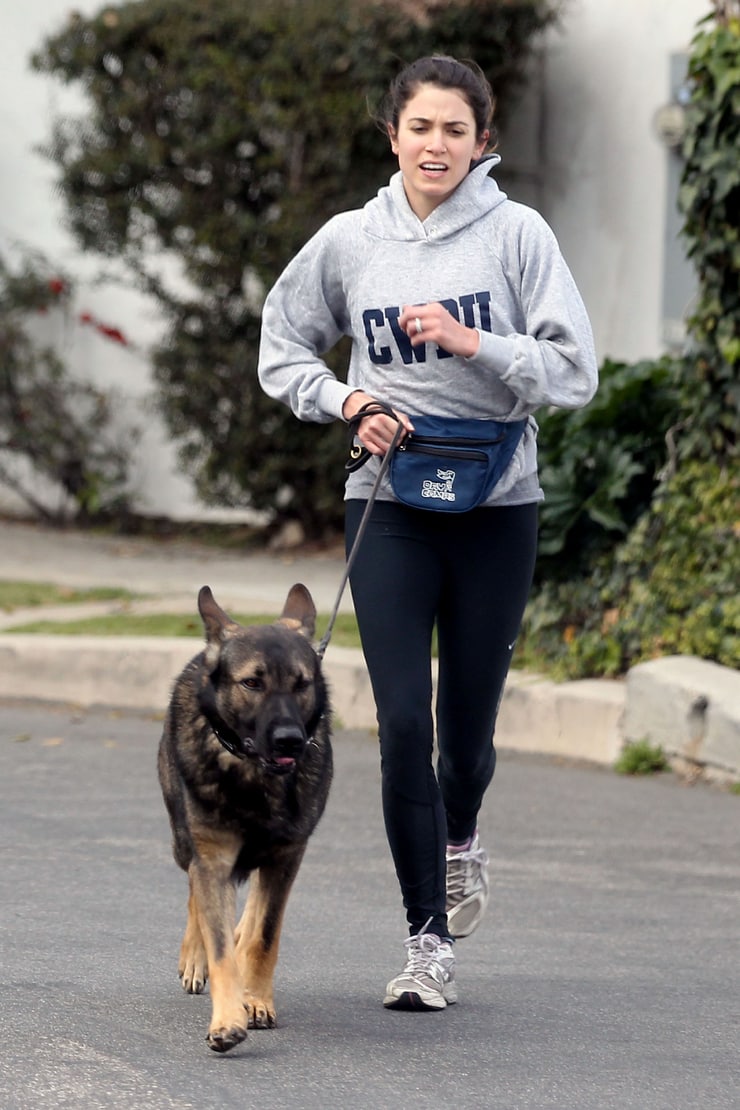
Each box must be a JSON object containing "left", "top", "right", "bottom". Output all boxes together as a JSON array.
[{"left": 196, "top": 584, "right": 326, "bottom": 773}]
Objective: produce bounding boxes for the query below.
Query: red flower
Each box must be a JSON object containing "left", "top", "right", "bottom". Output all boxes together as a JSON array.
[
  {"left": 78, "top": 310, "right": 130, "bottom": 347},
  {"left": 97, "top": 324, "right": 128, "bottom": 345}
]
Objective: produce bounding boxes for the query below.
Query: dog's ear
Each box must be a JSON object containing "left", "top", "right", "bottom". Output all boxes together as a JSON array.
[
  {"left": 278, "top": 583, "right": 316, "bottom": 640},
  {"left": 198, "top": 586, "right": 241, "bottom": 668}
]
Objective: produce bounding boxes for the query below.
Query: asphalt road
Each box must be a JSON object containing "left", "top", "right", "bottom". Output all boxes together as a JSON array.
[{"left": 1, "top": 701, "right": 738, "bottom": 1110}]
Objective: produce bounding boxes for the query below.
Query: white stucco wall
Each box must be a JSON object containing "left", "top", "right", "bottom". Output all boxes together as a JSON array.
[
  {"left": 543, "top": 0, "right": 707, "bottom": 362},
  {"left": 498, "top": 0, "right": 707, "bottom": 362},
  {"left": 1, "top": 0, "right": 712, "bottom": 521}
]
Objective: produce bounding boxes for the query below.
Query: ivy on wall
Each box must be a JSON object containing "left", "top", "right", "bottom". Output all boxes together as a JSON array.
[{"left": 678, "top": 2, "right": 740, "bottom": 460}]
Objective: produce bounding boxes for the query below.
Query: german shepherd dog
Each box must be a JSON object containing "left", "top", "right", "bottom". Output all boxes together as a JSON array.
[{"left": 158, "top": 584, "right": 332, "bottom": 1053}]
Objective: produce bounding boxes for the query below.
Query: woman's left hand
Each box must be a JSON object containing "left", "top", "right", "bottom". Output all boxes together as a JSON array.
[{"left": 399, "top": 302, "right": 481, "bottom": 359}]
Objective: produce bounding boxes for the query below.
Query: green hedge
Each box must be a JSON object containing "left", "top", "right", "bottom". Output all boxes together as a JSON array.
[{"left": 519, "top": 459, "right": 738, "bottom": 678}]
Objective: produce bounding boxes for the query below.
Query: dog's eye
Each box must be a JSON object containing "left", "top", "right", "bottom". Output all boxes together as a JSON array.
[
  {"left": 241, "top": 677, "right": 263, "bottom": 691},
  {"left": 293, "top": 675, "right": 310, "bottom": 693}
]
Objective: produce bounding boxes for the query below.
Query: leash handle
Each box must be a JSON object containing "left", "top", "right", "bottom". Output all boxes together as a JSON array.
[
  {"left": 345, "top": 400, "right": 399, "bottom": 472},
  {"left": 317, "top": 418, "right": 404, "bottom": 660}
]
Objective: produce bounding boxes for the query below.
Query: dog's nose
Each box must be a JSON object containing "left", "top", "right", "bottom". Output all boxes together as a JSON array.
[{"left": 270, "top": 722, "right": 307, "bottom": 758}]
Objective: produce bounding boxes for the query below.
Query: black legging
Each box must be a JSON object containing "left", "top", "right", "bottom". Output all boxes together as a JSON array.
[{"left": 345, "top": 498, "right": 538, "bottom": 938}]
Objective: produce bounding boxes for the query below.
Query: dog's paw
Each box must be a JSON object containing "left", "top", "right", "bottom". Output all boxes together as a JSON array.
[
  {"left": 244, "top": 992, "right": 277, "bottom": 1029},
  {"left": 179, "top": 957, "right": 208, "bottom": 995},
  {"left": 206, "top": 1023, "right": 248, "bottom": 1054}
]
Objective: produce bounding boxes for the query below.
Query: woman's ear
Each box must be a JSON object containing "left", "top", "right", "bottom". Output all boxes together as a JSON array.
[
  {"left": 475, "top": 129, "right": 491, "bottom": 158},
  {"left": 387, "top": 124, "right": 399, "bottom": 156}
]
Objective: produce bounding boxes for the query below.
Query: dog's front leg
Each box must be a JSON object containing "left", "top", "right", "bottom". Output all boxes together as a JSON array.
[
  {"left": 178, "top": 883, "right": 208, "bottom": 994},
  {"left": 235, "top": 842, "right": 307, "bottom": 1029},
  {"left": 189, "top": 844, "right": 247, "bottom": 1053}
]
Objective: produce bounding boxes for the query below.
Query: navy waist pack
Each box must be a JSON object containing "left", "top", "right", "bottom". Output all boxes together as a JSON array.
[{"left": 389, "top": 414, "right": 527, "bottom": 513}]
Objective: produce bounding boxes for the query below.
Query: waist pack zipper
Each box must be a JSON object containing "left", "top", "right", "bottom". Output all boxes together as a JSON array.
[
  {"left": 400, "top": 441, "right": 489, "bottom": 462},
  {"left": 406, "top": 433, "right": 506, "bottom": 449}
]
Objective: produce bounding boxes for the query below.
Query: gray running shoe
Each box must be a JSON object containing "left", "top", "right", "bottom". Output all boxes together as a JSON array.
[
  {"left": 446, "top": 832, "right": 490, "bottom": 939},
  {"left": 383, "top": 927, "right": 457, "bottom": 1010}
]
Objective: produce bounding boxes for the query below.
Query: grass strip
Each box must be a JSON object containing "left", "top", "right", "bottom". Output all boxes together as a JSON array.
[
  {"left": 4, "top": 610, "right": 365, "bottom": 650},
  {"left": 0, "top": 580, "right": 138, "bottom": 611}
]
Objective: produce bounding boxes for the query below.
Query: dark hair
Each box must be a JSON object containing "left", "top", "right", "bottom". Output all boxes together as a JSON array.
[{"left": 378, "top": 55, "right": 497, "bottom": 147}]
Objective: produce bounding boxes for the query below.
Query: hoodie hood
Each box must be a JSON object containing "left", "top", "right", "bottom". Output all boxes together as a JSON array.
[{"left": 362, "top": 153, "right": 507, "bottom": 243}]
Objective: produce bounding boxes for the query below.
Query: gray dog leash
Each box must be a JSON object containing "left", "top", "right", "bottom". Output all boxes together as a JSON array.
[{"left": 316, "top": 418, "right": 404, "bottom": 660}]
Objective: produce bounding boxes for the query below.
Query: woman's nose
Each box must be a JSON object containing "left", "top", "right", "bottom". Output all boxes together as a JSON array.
[{"left": 426, "top": 130, "right": 446, "bottom": 153}]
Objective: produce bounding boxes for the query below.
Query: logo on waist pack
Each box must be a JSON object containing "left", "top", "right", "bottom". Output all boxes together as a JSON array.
[{"left": 422, "top": 468, "right": 456, "bottom": 503}]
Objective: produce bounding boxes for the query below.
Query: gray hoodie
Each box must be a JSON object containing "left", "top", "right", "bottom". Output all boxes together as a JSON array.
[{"left": 258, "top": 154, "right": 598, "bottom": 505}]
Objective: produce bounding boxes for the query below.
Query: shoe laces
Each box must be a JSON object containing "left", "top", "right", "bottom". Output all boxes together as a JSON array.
[
  {"left": 403, "top": 925, "right": 451, "bottom": 976},
  {"left": 446, "top": 843, "right": 489, "bottom": 900}
]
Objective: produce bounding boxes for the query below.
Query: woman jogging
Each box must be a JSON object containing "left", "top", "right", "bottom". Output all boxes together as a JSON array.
[{"left": 258, "top": 55, "right": 598, "bottom": 1011}]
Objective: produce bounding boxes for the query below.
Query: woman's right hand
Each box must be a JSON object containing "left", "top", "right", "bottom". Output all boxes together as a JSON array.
[{"left": 342, "top": 391, "right": 414, "bottom": 457}]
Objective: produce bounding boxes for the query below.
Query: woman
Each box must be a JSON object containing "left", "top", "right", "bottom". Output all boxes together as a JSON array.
[{"left": 258, "top": 55, "right": 597, "bottom": 1011}]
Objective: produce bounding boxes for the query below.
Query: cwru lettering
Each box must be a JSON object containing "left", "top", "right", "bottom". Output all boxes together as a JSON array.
[{"left": 363, "top": 292, "right": 493, "bottom": 365}]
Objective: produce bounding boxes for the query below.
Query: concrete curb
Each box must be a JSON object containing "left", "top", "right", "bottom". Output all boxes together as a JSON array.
[
  {"left": 624, "top": 656, "right": 740, "bottom": 779},
  {"left": 0, "top": 635, "right": 198, "bottom": 713},
  {"left": 0, "top": 634, "right": 623, "bottom": 760},
  {"left": 0, "top": 635, "right": 737, "bottom": 780}
]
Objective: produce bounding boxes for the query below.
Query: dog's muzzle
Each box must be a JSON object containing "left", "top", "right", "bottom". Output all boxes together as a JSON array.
[{"left": 267, "top": 721, "right": 308, "bottom": 773}]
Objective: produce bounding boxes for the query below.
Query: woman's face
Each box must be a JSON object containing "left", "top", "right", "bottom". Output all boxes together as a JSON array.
[{"left": 388, "top": 83, "right": 488, "bottom": 221}]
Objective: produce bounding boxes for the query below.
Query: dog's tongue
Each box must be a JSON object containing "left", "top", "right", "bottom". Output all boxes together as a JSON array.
[{"left": 274, "top": 756, "right": 296, "bottom": 767}]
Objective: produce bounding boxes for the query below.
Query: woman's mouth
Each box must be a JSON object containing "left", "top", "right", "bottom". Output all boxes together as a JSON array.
[{"left": 420, "top": 162, "right": 448, "bottom": 176}]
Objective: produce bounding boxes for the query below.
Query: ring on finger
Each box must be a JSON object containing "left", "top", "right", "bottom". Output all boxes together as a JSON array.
[{"left": 414, "top": 316, "right": 423, "bottom": 335}]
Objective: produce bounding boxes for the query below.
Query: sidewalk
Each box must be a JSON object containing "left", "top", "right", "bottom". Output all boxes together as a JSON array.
[{"left": 0, "top": 519, "right": 737, "bottom": 780}]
